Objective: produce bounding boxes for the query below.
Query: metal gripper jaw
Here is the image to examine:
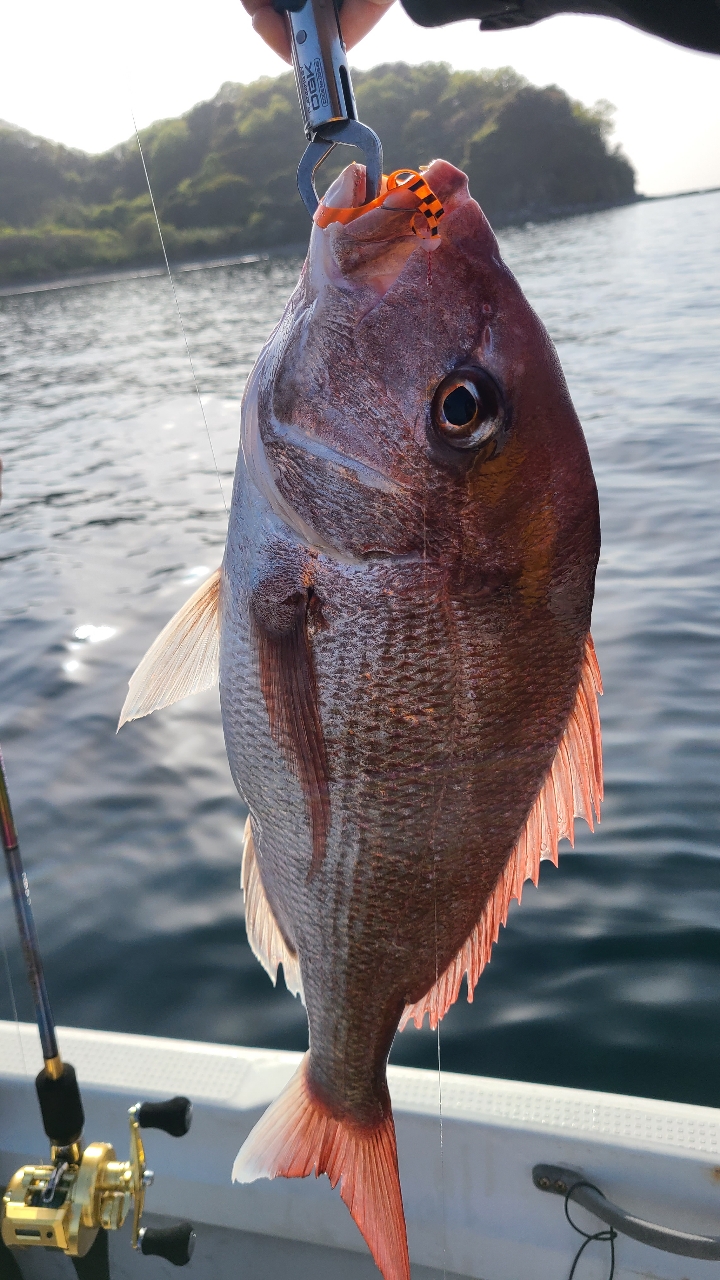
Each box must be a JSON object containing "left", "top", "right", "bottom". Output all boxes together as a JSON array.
[
  {"left": 274, "top": 0, "right": 383, "bottom": 215},
  {"left": 297, "top": 121, "right": 383, "bottom": 217}
]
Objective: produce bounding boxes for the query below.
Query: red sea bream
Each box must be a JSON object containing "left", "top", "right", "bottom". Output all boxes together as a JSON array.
[{"left": 120, "top": 158, "right": 603, "bottom": 1280}]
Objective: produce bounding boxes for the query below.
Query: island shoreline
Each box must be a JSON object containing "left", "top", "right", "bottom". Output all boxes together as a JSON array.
[{"left": 5, "top": 188, "right": 719, "bottom": 300}]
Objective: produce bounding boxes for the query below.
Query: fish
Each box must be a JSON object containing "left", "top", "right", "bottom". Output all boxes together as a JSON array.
[{"left": 119, "top": 157, "right": 602, "bottom": 1280}]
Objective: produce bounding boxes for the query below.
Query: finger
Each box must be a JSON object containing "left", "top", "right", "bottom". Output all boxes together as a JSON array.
[
  {"left": 243, "top": 0, "right": 393, "bottom": 63},
  {"left": 251, "top": 7, "right": 292, "bottom": 61},
  {"left": 341, "top": 0, "right": 396, "bottom": 50}
]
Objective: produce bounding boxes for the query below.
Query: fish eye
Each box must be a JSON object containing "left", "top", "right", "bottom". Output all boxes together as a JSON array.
[{"left": 431, "top": 367, "right": 505, "bottom": 452}]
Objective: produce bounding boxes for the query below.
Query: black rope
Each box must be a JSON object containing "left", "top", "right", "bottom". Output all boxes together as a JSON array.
[{"left": 564, "top": 1180, "right": 617, "bottom": 1280}]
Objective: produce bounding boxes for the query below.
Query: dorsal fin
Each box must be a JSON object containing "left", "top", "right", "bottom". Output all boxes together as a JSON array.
[
  {"left": 400, "top": 634, "right": 603, "bottom": 1032},
  {"left": 241, "top": 817, "right": 304, "bottom": 1001},
  {"left": 118, "top": 569, "right": 221, "bottom": 728}
]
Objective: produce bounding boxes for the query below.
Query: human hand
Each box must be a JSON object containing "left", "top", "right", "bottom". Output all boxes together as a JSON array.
[{"left": 241, "top": 0, "right": 396, "bottom": 63}]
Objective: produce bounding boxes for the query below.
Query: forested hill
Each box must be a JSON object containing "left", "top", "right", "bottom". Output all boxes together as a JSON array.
[{"left": 0, "top": 63, "right": 636, "bottom": 285}]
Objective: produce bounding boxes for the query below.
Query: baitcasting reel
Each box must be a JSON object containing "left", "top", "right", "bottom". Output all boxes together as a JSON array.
[
  {"left": 2, "top": 1090, "right": 194, "bottom": 1264},
  {"left": 0, "top": 751, "right": 195, "bottom": 1268}
]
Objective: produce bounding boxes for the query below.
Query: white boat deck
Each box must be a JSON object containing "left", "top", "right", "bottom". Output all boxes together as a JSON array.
[{"left": 1, "top": 1021, "right": 720, "bottom": 1279}]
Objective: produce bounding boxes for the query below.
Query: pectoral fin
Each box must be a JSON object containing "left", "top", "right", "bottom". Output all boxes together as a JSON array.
[
  {"left": 401, "top": 634, "right": 603, "bottom": 1032},
  {"left": 251, "top": 581, "right": 330, "bottom": 878},
  {"left": 118, "top": 569, "right": 220, "bottom": 728}
]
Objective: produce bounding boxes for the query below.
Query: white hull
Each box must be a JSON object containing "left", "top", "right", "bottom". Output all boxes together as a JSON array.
[{"left": 1, "top": 1021, "right": 719, "bottom": 1280}]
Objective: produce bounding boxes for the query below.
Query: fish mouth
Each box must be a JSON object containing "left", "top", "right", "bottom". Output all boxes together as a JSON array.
[
  {"left": 311, "top": 159, "right": 477, "bottom": 297},
  {"left": 322, "top": 158, "right": 471, "bottom": 224}
]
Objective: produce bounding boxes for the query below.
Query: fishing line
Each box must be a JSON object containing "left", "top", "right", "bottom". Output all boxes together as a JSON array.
[
  {"left": 131, "top": 113, "right": 228, "bottom": 516},
  {"left": 424, "top": 248, "right": 448, "bottom": 1280},
  {"left": 435, "top": 905, "right": 448, "bottom": 1280},
  {"left": 0, "top": 928, "right": 29, "bottom": 1078}
]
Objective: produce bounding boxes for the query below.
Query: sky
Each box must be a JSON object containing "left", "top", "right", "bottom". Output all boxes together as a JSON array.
[{"left": 3, "top": 0, "right": 720, "bottom": 196}]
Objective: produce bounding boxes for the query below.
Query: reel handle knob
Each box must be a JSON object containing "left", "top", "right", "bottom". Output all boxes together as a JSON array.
[
  {"left": 139, "top": 1222, "right": 195, "bottom": 1266},
  {"left": 136, "top": 1097, "right": 192, "bottom": 1137}
]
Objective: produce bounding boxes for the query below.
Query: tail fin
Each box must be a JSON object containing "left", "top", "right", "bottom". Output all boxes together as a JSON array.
[{"left": 232, "top": 1054, "right": 409, "bottom": 1280}]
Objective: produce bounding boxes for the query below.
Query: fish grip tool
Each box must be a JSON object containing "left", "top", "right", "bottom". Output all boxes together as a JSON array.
[
  {"left": 0, "top": 746, "right": 195, "bottom": 1266},
  {"left": 272, "top": 0, "right": 382, "bottom": 215}
]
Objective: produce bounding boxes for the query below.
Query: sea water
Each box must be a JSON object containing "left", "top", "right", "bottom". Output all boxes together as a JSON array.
[{"left": 1, "top": 191, "right": 719, "bottom": 1106}]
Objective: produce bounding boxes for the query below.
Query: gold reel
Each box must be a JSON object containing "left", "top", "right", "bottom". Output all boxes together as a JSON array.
[
  {"left": 2, "top": 1098, "right": 194, "bottom": 1266},
  {"left": 0, "top": 746, "right": 194, "bottom": 1268}
]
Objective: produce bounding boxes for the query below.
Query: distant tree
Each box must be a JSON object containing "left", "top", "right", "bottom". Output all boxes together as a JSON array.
[
  {"left": 466, "top": 86, "right": 636, "bottom": 223},
  {"left": 353, "top": 62, "right": 527, "bottom": 176},
  {"left": 145, "top": 121, "right": 196, "bottom": 198},
  {"left": 164, "top": 174, "right": 252, "bottom": 228},
  {"left": 0, "top": 124, "right": 90, "bottom": 226}
]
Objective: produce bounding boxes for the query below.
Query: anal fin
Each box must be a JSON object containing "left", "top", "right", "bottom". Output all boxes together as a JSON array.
[
  {"left": 242, "top": 817, "right": 303, "bottom": 1001},
  {"left": 118, "top": 569, "right": 220, "bottom": 727},
  {"left": 401, "top": 633, "right": 603, "bottom": 1032}
]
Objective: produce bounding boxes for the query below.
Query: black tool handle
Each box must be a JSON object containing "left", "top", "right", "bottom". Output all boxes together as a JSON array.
[
  {"left": 137, "top": 1097, "right": 192, "bottom": 1137},
  {"left": 35, "top": 1062, "right": 85, "bottom": 1146},
  {"left": 140, "top": 1223, "right": 195, "bottom": 1267}
]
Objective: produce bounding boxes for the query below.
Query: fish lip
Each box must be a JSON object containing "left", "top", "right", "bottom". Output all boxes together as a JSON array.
[{"left": 321, "top": 158, "right": 472, "bottom": 227}]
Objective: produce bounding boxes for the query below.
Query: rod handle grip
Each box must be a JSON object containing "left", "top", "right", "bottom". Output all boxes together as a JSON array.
[
  {"left": 140, "top": 1223, "right": 195, "bottom": 1266},
  {"left": 35, "top": 1062, "right": 84, "bottom": 1146},
  {"left": 137, "top": 1096, "right": 192, "bottom": 1137}
]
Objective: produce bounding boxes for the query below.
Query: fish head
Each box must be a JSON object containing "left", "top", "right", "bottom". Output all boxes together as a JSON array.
[{"left": 243, "top": 158, "right": 599, "bottom": 602}]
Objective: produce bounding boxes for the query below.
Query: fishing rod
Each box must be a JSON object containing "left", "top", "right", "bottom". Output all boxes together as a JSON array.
[
  {"left": 273, "top": 0, "right": 383, "bottom": 215},
  {"left": 0, "top": 745, "right": 195, "bottom": 1269}
]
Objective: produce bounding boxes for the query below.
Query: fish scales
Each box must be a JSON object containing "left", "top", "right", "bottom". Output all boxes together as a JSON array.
[{"left": 120, "top": 158, "right": 601, "bottom": 1280}]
